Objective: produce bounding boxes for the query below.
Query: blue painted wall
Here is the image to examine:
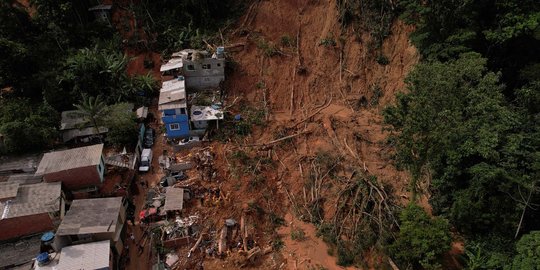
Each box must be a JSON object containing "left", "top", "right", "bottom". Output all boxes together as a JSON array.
[{"left": 162, "top": 114, "right": 189, "bottom": 138}]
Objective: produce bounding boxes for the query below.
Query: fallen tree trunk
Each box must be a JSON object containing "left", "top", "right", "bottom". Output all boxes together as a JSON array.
[
  {"left": 241, "top": 212, "right": 249, "bottom": 252},
  {"left": 218, "top": 225, "right": 228, "bottom": 255}
]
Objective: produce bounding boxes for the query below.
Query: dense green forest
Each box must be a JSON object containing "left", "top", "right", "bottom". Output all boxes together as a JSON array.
[
  {"left": 382, "top": 0, "right": 540, "bottom": 269},
  {"left": 0, "top": 0, "right": 239, "bottom": 153}
]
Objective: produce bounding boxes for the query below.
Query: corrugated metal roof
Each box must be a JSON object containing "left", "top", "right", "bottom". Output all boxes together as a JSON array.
[
  {"left": 35, "top": 144, "right": 103, "bottom": 175},
  {"left": 1, "top": 182, "right": 61, "bottom": 219},
  {"left": 163, "top": 187, "right": 184, "bottom": 211},
  {"left": 60, "top": 110, "right": 87, "bottom": 130},
  {"left": 56, "top": 197, "right": 122, "bottom": 236},
  {"left": 0, "top": 154, "right": 41, "bottom": 174},
  {"left": 0, "top": 182, "right": 19, "bottom": 200},
  {"left": 56, "top": 240, "right": 110, "bottom": 270},
  {"left": 159, "top": 80, "right": 186, "bottom": 106},
  {"left": 160, "top": 58, "right": 183, "bottom": 72}
]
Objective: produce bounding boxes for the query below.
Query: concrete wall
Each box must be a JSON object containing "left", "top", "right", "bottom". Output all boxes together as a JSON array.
[
  {"left": 43, "top": 165, "right": 101, "bottom": 190},
  {"left": 0, "top": 213, "right": 54, "bottom": 241},
  {"left": 183, "top": 58, "right": 225, "bottom": 90}
]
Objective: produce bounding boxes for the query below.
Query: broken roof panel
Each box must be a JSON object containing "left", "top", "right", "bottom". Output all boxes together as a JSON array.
[
  {"left": 0, "top": 234, "right": 41, "bottom": 268},
  {"left": 1, "top": 182, "right": 61, "bottom": 219},
  {"left": 56, "top": 197, "right": 123, "bottom": 236},
  {"left": 160, "top": 58, "right": 183, "bottom": 72},
  {"left": 190, "top": 105, "right": 224, "bottom": 122},
  {"left": 35, "top": 144, "right": 103, "bottom": 175},
  {"left": 56, "top": 240, "right": 110, "bottom": 270},
  {"left": 163, "top": 187, "right": 184, "bottom": 211}
]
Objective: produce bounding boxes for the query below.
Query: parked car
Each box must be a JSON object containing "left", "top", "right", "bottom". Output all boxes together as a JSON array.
[
  {"left": 178, "top": 136, "right": 200, "bottom": 146},
  {"left": 144, "top": 127, "right": 155, "bottom": 148},
  {"left": 139, "top": 148, "right": 153, "bottom": 172},
  {"left": 159, "top": 172, "right": 187, "bottom": 187}
]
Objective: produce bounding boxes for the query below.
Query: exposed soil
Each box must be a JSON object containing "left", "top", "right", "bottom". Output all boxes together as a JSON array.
[
  {"left": 207, "top": 0, "right": 418, "bottom": 269},
  {"left": 120, "top": 0, "right": 419, "bottom": 269}
]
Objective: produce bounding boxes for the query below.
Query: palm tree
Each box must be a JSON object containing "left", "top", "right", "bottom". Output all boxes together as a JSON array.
[{"left": 73, "top": 95, "right": 109, "bottom": 140}]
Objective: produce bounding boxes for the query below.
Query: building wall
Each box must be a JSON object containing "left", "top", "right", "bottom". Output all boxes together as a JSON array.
[
  {"left": 162, "top": 114, "right": 189, "bottom": 138},
  {"left": 183, "top": 58, "right": 225, "bottom": 90},
  {"left": 43, "top": 165, "right": 101, "bottom": 190},
  {"left": 0, "top": 213, "right": 53, "bottom": 241}
]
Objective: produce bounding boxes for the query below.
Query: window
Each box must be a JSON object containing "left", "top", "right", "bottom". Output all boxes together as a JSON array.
[
  {"left": 202, "top": 64, "right": 211, "bottom": 69},
  {"left": 180, "top": 108, "right": 186, "bottom": 115},
  {"left": 217, "top": 63, "right": 222, "bottom": 67},
  {"left": 187, "top": 65, "right": 195, "bottom": 71},
  {"left": 169, "top": 123, "right": 180, "bottom": 130}
]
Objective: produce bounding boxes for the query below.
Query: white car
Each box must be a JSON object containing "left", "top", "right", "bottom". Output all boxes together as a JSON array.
[
  {"left": 139, "top": 148, "right": 153, "bottom": 172},
  {"left": 178, "top": 136, "right": 200, "bottom": 146}
]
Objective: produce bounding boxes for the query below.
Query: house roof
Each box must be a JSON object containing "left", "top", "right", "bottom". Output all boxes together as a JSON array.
[
  {"left": 62, "top": 126, "right": 109, "bottom": 143},
  {"left": 190, "top": 105, "right": 224, "bottom": 122},
  {"left": 35, "top": 144, "right": 104, "bottom": 175},
  {"left": 56, "top": 240, "right": 110, "bottom": 270},
  {"left": 0, "top": 182, "right": 62, "bottom": 219},
  {"left": 160, "top": 58, "right": 183, "bottom": 72},
  {"left": 163, "top": 187, "right": 184, "bottom": 211},
  {"left": 7, "top": 174, "right": 42, "bottom": 185},
  {"left": 159, "top": 79, "right": 187, "bottom": 110},
  {"left": 0, "top": 234, "right": 41, "bottom": 268},
  {"left": 0, "top": 154, "right": 41, "bottom": 174},
  {"left": 0, "top": 182, "right": 19, "bottom": 201},
  {"left": 56, "top": 197, "right": 123, "bottom": 236}
]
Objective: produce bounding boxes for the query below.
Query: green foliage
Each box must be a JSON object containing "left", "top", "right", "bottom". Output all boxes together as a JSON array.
[
  {"left": 272, "top": 237, "right": 284, "bottom": 251},
  {"left": 337, "top": 0, "right": 397, "bottom": 48},
  {"left": 389, "top": 204, "right": 451, "bottom": 270},
  {"left": 291, "top": 228, "right": 306, "bottom": 241},
  {"left": 376, "top": 54, "right": 389, "bottom": 65},
  {"left": 319, "top": 35, "right": 336, "bottom": 47},
  {"left": 73, "top": 95, "right": 109, "bottom": 135},
  {"left": 280, "top": 35, "right": 295, "bottom": 47},
  {"left": 508, "top": 231, "right": 540, "bottom": 270},
  {"left": 384, "top": 53, "right": 526, "bottom": 234},
  {"left": 0, "top": 99, "right": 59, "bottom": 154},
  {"left": 103, "top": 103, "right": 139, "bottom": 147},
  {"left": 256, "top": 38, "right": 279, "bottom": 57}
]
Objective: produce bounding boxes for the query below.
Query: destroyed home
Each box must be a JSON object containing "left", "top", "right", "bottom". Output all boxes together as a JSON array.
[
  {"left": 35, "top": 144, "right": 106, "bottom": 191},
  {"left": 0, "top": 182, "right": 64, "bottom": 241},
  {"left": 34, "top": 240, "right": 113, "bottom": 270},
  {"left": 60, "top": 110, "right": 108, "bottom": 143},
  {"left": 55, "top": 197, "right": 127, "bottom": 255}
]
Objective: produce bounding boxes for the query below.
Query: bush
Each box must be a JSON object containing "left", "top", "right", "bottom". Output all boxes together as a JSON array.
[
  {"left": 389, "top": 204, "right": 451, "bottom": 270},
  {"left": 291, "top": 228, "right": 306, "bottom": 241}
]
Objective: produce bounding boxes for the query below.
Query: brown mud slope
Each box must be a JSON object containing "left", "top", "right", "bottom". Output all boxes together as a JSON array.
[{"left": 212, "top": 0, "right": 419, "bottom": 269}]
